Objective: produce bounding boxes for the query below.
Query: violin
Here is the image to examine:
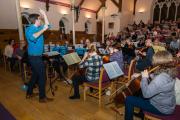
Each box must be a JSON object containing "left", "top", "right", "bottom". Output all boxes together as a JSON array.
[{"left": 103, "top": 55, "right": 110, "bottom": 63}]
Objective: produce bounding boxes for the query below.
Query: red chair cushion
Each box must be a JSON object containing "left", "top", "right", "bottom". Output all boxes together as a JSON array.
[{"left": 144, "top": 105, "right": 180, "bottom": 120}]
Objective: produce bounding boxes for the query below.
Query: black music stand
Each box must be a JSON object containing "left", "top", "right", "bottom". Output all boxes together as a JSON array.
[{"left": 43, "top": 51, "right": 65, "bottom": 96}]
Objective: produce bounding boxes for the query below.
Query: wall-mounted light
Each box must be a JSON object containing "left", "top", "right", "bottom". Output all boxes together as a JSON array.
[
  {"left": 21, "top": 3, "right": 31, "bottom": 10},
  {"left": 86, "top": 14, "right": 91, "bottom": 19},
  {"left": 138, "top": 8, "right": 145, "bottom": 13},
  {"left": 61, "top": 10, "right": 68, "bottom": 16}
]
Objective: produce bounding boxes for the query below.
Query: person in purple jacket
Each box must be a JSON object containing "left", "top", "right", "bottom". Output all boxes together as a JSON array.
[{"left": 125, "top": 51, "right": 177, "bottom": 120}]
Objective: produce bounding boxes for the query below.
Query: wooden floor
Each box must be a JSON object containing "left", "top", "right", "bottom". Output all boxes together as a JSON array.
[{"left": 0, "top": 65, "right": 140, "bottom": 120}]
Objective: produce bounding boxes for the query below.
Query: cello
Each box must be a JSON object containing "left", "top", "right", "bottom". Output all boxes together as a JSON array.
[{"left": 113, "top": 66, "right": 160, "bottom": 107}]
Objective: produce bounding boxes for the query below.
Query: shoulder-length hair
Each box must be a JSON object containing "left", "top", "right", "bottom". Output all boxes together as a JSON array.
[{"left": 152, "top": 51, "right": 177, "bottom": 78}]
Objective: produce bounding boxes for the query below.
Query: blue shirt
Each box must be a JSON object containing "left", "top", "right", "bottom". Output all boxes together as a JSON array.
[{"left": 25, "top": 25, "right": 44, "bottom": 56}]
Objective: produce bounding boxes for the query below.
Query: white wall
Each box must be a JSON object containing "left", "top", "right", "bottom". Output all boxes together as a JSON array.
[
  {"left": 0, "top": 0, "right": 97, "bottom": 34},
  {"left": 120, "top": 0, "right": 134, "bottom": 29},
  {"left": 20, "top": 0, "right": 97, "bottom": 34},
  {"left": 97, "top": 0, "right": 134, "bottom": 35},
  {"left": 134, "top": 0, "right": 154, "bottom": 24},
  {"left": 0, "top": 0, "right": 18, "bottom": 29},
  {"left": 98, "top": 0, "right": 120, "bottom": 35}
]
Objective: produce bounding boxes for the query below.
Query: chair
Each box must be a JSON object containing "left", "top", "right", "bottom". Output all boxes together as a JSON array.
[
  {"left": 111, "top": 59, "right": 136, "bottom": 100},
  {"left": 83, "top": 68, "right": 111, "bottom": 107},
  {"left": 3, "top": 55, "right": 11, "bottom": 72},
  {"left": 120, "top": 59, "right": 136, "bottom": 83},
  {"left": 23, "top": 63, "right": 32, "bottom": 83},
  {"left": 144, "top": 105, "right": 180, "bottom": 120}
]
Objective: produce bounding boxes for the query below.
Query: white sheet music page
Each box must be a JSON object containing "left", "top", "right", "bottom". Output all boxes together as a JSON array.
[{"left": 103, "top": 61, "right": 124, "bottom": 79}]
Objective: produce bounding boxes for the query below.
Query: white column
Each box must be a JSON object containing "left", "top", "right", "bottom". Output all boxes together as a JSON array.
[
  {"left": 166, "top": 3, "right": 171, "bottom": 19},
  {"left": 159, "top": 4, "right": 163, "bottom": 23},
  {"left": 72, "top": 7, "right": 75, "bottom": 45},
  {"left": 15, "top": 0, "right": 24, "bottom": 43},
  {"left": 102, "top": 7, "right": 105, "bottom": 44},
  {"left": 175, "top": 4, "right": 179, "bottom": 21},
  {"left": 71, "top": 0, "right": 76, "bottom": 45}
]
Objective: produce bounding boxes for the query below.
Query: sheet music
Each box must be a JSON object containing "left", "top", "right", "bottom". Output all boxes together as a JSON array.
[
  {"left": 103, "top": 61, "right": 124, "bottom": 79},
  {"left": 74, "top": 44, "right": 84, "bottom": 49},
  {"left": 43, "top": 51, "right": 60, "bottom": 57},
  {"left": 63, "top": 52, "right": 81, "bottom": 65}
]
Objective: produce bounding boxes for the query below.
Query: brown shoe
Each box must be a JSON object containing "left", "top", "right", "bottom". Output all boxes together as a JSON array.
[
  {"left": 26, "top": 93, "right": 38, "bottom": 99},
  {"left": 39, "top": 97, "right": 54, "bottom": 103}
]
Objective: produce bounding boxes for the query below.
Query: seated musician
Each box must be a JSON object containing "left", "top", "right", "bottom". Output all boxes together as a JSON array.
[
  {"left": 122, "top": 39, "right": 136, "bottom": 64},
  {"left": 152, "top": 38, "right": 166, "bottom": 53},
  {"left": 84, "top": 39, "right": 91, "bottom": 49},
  {"left": 136, "top": 39, "right": 154, "bottom": 71},
  {"left": 105, "top": 40, "right": 112, "bottom": 54},
  {"left": 125, "top": 51, "right": 177, "bottom": 120},
  {"left": 4, "top": 39, "right": 16, "bottom": 71},
  {"left": 109, "top": 43, "right": 124, "bottom": 71},
  {"left": 69, "top": 44, "right": 103, "bottom": 99}
]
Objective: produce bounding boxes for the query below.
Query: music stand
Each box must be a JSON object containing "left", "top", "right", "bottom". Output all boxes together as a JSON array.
[
  {"left": 103, "top": 61, "right": 124, "bottom": 105},
  {"left": 43, "top": 51, "right": 66, "bottom": 96}
]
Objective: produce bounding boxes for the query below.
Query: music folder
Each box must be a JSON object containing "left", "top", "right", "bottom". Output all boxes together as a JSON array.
[
  {"left": 103, "top": 61, "right": 124, "bottom": 79},
  {"left": 43, "top": 51, "right": 60, "bottom": 57},
  {"left": 63, "top": 52, "right": 81, "bottom": 66}
]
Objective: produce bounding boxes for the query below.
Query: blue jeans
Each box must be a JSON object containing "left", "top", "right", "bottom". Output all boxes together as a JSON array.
[
  {"left": 27, "top": 56, "right": 46, "bottom": 99},
  {"left": 125, "top": 96, "right": 163, "bottom": 120}
]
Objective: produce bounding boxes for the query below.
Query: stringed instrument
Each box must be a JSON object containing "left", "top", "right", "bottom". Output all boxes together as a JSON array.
[
  {"left": 103, "top": 55, "right": 110, "bottom": 63},
  {"left": 113, "top": 66, "right": 160, "bottom": 107}
]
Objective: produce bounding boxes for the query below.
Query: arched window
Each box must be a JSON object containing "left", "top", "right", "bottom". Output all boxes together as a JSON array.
[
  {"left": 177, "top": 5, "right": 180, "bottom": 20},
  {"left": 152, "top": 0, "right": 180, "bottom": 22},
  {"left": 59, "top": 20, "right": 65, "bottom": 34},
  {"left": 161, "top": 4, "right": 168, "bottom": 21},
  {"left": 153, "top": 5, "right": 160, "bottom": 21},
  {"left": 84, "top": 20, "right": 92, "bottom": 34},
  {"left": 59, "top": 17, "right": 69, "bottom": 40},
  {"left": 168, "top": 2, "right": 176, "bottom": 20},
  {"left": 21, "top": 12, "right": 30, "bottom": 27}
]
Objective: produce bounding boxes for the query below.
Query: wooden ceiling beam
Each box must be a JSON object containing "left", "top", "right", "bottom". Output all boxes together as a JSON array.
[
  {"left": 96, "top": 0, "right": 106, "bottom": 18},
  {"left": 46, "top": 0, "right": 49, "bottom": 11},
  {"left": 133, "top": 0, "right": 137, "bottom": 15},
  {"left": 119, "top": 0, "right": 122, "bottom": 12},
  {"left": 78, "top": 0, "right": 85, "bottom": 7},
  {"left": 111, "top": 0, "right": 122, "bottom": 12}
]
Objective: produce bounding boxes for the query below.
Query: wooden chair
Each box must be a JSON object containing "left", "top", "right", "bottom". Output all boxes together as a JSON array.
[
  {"left": 83, "top": 68, "right": 111, "bottom": 107},
  {"left": 3, "top": 55, "right": 11, "bottom": 72},
  {"left": 110, "top": 59, "right": 137, "bottom": 100},
  {"left": 23, "top": 63, "right": 32, "bottom": 83},
  {"left": 120, "top": 59, "right": 136, "bottom": 83},
  {"left": 144, "top": 105, "right": 180, "bottom": 120}
]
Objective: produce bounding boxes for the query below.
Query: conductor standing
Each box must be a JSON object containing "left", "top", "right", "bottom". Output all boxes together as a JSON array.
[{"left": 25, "top": 9, "right": 53, "bottom": 103}]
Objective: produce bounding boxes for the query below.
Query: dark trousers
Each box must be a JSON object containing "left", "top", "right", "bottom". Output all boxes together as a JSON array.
[
  {"left": 72, "top": 74, "right": 87, "bottom": 96},
  {"left": 7, "top": 57, "right": 16, "bottom": 71},
  {"left": 52, "top": 59, "right": 68, "bottom": 78},
  {"left": 125, "top": 96, "right": 163, "bottom": 120},
  {"left": 27, "top": 56, "right": 46, "bottom": 99}
]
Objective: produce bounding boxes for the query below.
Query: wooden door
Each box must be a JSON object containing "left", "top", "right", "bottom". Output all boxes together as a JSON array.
[{"left": 97, "top": 21, "right": 102, "bottom": 43}]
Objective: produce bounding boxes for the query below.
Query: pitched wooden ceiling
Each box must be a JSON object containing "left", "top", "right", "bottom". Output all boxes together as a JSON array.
[{"left": 52, "top": 0, "right": 101, "bottom": 11}]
